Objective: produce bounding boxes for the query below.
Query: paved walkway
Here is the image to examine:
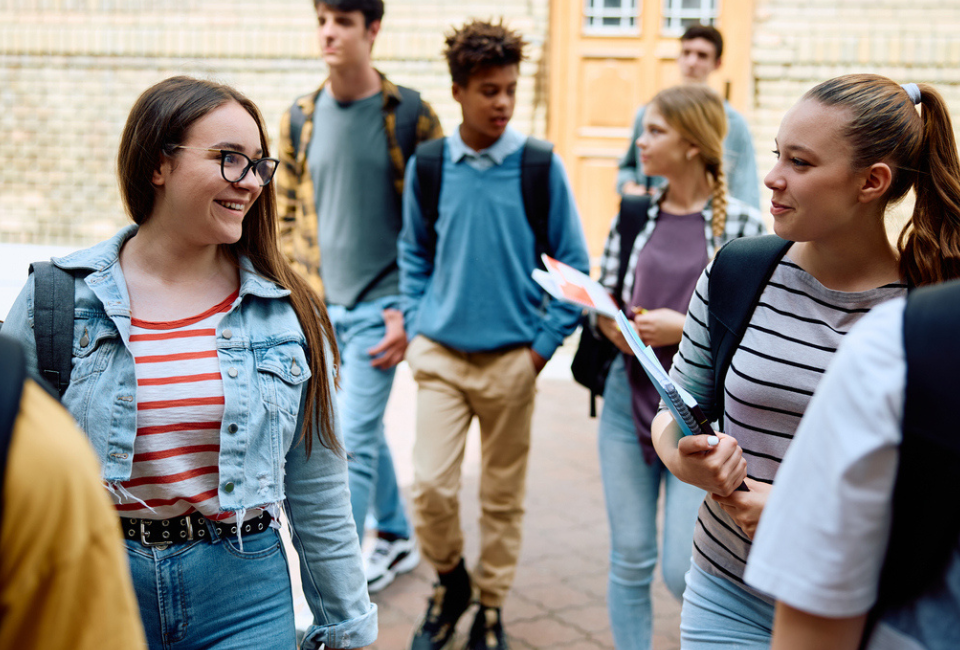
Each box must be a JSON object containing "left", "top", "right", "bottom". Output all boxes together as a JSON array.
[{"left": 363, "top": 358, "right": 682, "bottom": 650}]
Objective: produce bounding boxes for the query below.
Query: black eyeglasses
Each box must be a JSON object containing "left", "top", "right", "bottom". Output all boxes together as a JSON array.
[{"left": 173, "top": 146, "right": 280, "bottom": 186}]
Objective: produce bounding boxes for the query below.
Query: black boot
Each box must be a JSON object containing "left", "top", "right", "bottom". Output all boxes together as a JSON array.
[
  {"left": 465, "top": 606, "right": 508, "bottom": 650},
  {"left": 409, "top": 559, "right": 472, "bottom": 650}
]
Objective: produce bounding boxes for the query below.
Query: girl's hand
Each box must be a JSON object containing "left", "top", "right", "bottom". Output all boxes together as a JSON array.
[
  {"left": 633, "top": 308, "right": 686, "bottom": 348},
  {"left": 672, "top": 432, "right": 747, "bottom": 497},
  {"left": 597, "top": 315, "right": 634, "bottom": 354},
  {"left": 711, "top": 478, "right": 770, "bottom": 539}
]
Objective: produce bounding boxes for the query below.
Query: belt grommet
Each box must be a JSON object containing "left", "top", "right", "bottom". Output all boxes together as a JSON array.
[
  {"left": 128, "top": 530, "right": 135, "bottom": 537},
  {"left": 180, "top": 530, "right": 187, "bottom": 538},
  {"left": 230, "top": 526, "right": 237, "bottom": 534},
  {"left": 197, "top": 518, "right": 204, "bottom": 524},
  {"left": 198, "top": 529, "right": 205, "bottom": 537},
  {"left": 258, "top": 523, "right": 264, "bottom": 531},
  {"left": 162, "top": 531, "right": 170, "bottom": 539},
  {"left": 161, "top": 519, "right": 169, "bottom": 527}
]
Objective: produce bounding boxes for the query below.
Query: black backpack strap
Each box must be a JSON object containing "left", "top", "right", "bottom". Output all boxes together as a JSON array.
[
  {"left": 613, "top": 193, "right": 653, "bottom": 305},
  {"left": 0, "top": 335, "right": 27, "bottom": 527},
  {"left": 520, "top": 137, "right": 554, "bottom": 264},
  {"left": 414, "top": 137, "right": 446, "bottom": 262},
  {"left": 288, "top": 98, "right": 308, "bottom": 159},
  {"left": 29, "top": 261, "right": 75, "bottom": 398},
  {"left": 707, "top": 235, "right": 792, "bottom": 423},
  {"left": 392, "top": 86, "right": 423, "bottom": 163}
]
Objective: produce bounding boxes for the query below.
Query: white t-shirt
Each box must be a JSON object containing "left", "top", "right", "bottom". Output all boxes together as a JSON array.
[{"left": 745, "top": 298, "right": 905, "bottom": 614}]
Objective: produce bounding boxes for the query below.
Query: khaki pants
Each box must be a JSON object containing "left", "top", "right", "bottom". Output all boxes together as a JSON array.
[{"left": 406, "top": 335, "right": 538, "bottom": 608}]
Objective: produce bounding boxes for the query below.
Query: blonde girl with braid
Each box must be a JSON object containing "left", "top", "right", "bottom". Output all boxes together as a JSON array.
[{"left": 593, "top": 84, "right": 765, "bottom": 650}]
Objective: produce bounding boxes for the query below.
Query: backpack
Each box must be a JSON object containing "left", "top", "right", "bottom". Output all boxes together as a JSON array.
[
  {"left": 706, "top": 235, "right": 793, "bottom": 425},
  {"left": 859, "top": 279, "right": 960, "bottom": 645},
  {"left": 288, "top": 85, "right": 424, "bottom": 165},
  {"left": 570, "top": 193, "right": 653, "bottom": 417},
  {"left": 0, "top": 335, "right": 28, "bottom": 527},
  {"left": 0, "top": 262, "right": 77, "bottom": 399},
  {"left": 414, "top": 136, "right": 554, "bottom": 264}
]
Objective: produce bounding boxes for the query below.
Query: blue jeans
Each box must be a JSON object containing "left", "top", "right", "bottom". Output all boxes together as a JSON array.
[
  {"left": 598, "top": 356, "right": 705, "bottom": 650},
  {"left": 328, "top": 296, "right": 411, "bottom": 540},
  {"left": 680, "top": 563, "right": 775, "bottom": 649},
  {"left": 126, "top": 527, "right": 296, "bottom": 650}
]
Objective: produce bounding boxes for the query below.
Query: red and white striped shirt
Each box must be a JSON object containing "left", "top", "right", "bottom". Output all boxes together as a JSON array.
[{"left": 113, "top": 291, "right": 245, "bottom": 522}]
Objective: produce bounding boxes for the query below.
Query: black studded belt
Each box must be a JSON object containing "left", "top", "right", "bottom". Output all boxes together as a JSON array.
[{"left": 122, "top": 511, "right": 272, "bottom": 549}]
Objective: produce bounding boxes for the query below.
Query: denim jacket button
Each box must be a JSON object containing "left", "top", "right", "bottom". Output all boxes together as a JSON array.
[
  {"left": 291, "top": 361, "right": 301, "bottom": 377},
  {"left": 227, "top": 423, "right": 239, "bottom": 434},
  {"left": 224, "top": 482, "right": 235, "bottom": 493},
  {"left": 227, "top": 367, "right": 238, "bottom": 378},
  {"left": 222, "top": 328, "right": 233, "bottom": 340}
]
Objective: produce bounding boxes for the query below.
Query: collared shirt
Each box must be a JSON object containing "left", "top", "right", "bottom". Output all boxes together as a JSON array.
[
  {"left": 447, "top": 124, "right": 526, "bottom": 171},
  {"left": 276, "top": 72, "right": 443, "bottom": 297},
  {"left": 597, "top": 185, "right": 767, "bottom": 305}
]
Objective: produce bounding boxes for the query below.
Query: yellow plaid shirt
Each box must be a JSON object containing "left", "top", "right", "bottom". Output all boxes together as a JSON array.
[{"left": 276, "top": 73, "right": 443, "bottom": 297}]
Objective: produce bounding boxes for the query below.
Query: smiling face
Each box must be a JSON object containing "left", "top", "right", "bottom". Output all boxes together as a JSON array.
[
  {"left": 453, "top": 63, "right": 518, "bottom": 151},
  {"left": 764, "top": 99, "right": 865, "bottom": 243},
  {"left": 316, "top": 4, "right": 378, "bottom": 70},
  {"left": 150, "top": 101, "right": 263, "bottom": 247},
  {"left": 636, "top": 104, "right": 697, "bottom": 180},
  {"left": 678, "top": 37, "right": 721, "bottom": 84}
]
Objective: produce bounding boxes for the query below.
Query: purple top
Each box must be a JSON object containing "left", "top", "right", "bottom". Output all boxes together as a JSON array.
[{"left": 624, "top": 210, "right": 708, "bottom": 463}]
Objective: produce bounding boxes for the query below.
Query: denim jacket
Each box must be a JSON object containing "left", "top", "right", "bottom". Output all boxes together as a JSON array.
[{"left": 2, "top": 225, "right": 377, "bottom": 649}]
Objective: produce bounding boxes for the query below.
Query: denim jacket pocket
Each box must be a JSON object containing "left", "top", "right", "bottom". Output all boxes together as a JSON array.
[
  {"left": 255, "top": 342, "right": 312, "bottom": 417},
  {"left": 71, "top": 317, "right": 120, "bottom": 379}
]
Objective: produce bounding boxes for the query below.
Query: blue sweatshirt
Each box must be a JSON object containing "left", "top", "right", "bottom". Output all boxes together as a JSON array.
[{"left": 399, "top": 126, "right": 590, "bottom": 360}]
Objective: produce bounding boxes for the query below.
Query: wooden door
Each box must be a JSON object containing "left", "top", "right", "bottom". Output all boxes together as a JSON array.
[{"left": 547, "top": 0, "right": 756, "bottom": 261}]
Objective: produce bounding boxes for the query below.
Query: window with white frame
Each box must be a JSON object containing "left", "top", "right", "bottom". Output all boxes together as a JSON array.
[
  {"left": 661, "top": 0, "right": 718, "bottom": 35},
  {"left": 583, "top": 0, "right": 639, "bottom": 34}
]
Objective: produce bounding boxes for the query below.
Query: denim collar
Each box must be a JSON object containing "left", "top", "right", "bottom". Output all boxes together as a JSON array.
[
  {"left": 54, "top": 225, "right": 290, "bottom": 301},
  {"left": 447, "top": 124, "right": 525, "bottom": 166}
]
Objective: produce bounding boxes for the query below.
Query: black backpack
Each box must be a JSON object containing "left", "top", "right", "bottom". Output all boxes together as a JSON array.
[
  {"left": 287, "top": 85, "right": 424, "bottom": 169},
  {"left": 706, "top": 235, "right": 793, "bottom": 425},
  {"left": 570, "top": 193, "right": 653, "bottom": 417},
  {"left": 0, "top": 336, "right": 28, "bottom": 527},
  {"left": 0, "top": 262, "right": 76, "bottom": 399},
  {"left": 857, "top": 279, "right": 960, "bottom": 645},
  {"left": 414, "top": 136, "right": 554, "bottom": 264}
]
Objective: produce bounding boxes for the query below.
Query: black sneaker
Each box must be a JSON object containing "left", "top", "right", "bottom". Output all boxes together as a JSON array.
[
  {"left": 464, "top": 606, "right": 508, "bottom": 650},
  {"left": 409, "top": 564, "right": 472, "bottom": 650}
]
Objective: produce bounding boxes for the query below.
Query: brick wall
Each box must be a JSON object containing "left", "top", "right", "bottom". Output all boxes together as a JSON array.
[
  {"left": 0, "top": 1, "right": 549, "bottom": 246},
  {"left": 750, "top": 0, "right": 960, "bottom": 229}
]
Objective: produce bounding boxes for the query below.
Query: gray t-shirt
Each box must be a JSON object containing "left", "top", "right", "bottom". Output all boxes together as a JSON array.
[{"left": 308, "top": 90, "right": 400, "bottom": 307}]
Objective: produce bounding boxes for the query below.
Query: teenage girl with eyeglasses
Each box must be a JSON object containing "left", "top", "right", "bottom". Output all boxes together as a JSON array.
[{"left": 3, "top": 76, "right": 375, "bottom": 650}]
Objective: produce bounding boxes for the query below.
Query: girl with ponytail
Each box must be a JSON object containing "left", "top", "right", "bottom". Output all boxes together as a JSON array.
[
  {"left": 593, "top": 84, "right": 765, "bottom": 650},
  {"left": 651, "top": 73, "right": 960, "bottom": 649}
]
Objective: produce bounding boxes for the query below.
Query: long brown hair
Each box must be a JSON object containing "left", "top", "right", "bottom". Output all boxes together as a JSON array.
[
  {"left": 650, "top": 85, "right": 729, "bottom": 239},
  {"left": 804, "top": 74, "right": 960, "bottom": 286},
  {"left": 118, "top": 76, "right": 341, "bottom": 457}
]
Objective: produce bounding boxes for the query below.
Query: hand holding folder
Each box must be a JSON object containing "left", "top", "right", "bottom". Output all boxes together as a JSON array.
[{"left": 614, "top": 311, "right": 749, "bottom": 492}]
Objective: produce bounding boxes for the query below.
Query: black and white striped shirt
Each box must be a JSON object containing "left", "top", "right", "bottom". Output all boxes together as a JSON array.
[{"left": 669, "top": 256, "right": 907, "bottom": 600}]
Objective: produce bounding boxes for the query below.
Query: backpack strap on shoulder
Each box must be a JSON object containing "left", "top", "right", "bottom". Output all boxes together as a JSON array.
[
  {"left": 520, "top": 137, "right": 554, "bottom": 264},
  {"left": 414, "top": 137, "right": 446, "bottom": 261},
  {"left": 288, "top": 98, "right": 308, "bottom": 159},
  {"left": 393, "top": 86, "right": 423, "bottom": 162},
  {"left": 613, "top": 193, "right": 653, "bottom": 306},
  {"left": 28, "top": 261, "right": 75, "bottom": 398},
  {"left": 707, "top": 235, "right": 792, "bottom": 423}
]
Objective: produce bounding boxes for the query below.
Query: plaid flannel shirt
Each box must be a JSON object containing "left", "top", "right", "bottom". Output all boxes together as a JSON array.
[
  {"left": 598, "top": 185, "right": 767, "bottom": 306},
  {"left": 276, "top": 73, "right": 443, "bottom": 296}
]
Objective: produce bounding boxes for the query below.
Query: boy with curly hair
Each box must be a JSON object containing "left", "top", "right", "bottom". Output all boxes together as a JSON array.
[{"left": 399, "top": 18, "right": 590, "bottom": 650}]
